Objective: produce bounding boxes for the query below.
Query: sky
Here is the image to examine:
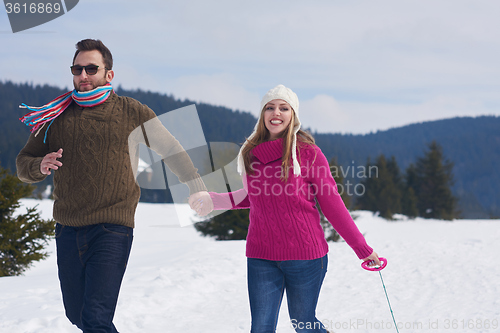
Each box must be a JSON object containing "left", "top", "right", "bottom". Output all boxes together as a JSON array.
[{"left": 1, "top": 0, "right": 499, "bottom": 134}]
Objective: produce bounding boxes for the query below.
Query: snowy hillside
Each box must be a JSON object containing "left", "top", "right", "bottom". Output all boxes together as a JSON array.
[{"left": 0, "top": 199, "right": 498, "bottom": 333}]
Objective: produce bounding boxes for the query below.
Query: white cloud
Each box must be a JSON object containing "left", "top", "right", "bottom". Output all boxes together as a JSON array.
[
  {"left": 166, "top": 73, "right": 261, "bottom": 115},
  {"left": 300, "top": 95, "right": 349, "bottom": 134}
]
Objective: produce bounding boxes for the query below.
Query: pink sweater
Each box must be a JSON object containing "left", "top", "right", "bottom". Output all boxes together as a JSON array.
[{"left": 209, "top": 138, "right": 373, "bottom": 261}]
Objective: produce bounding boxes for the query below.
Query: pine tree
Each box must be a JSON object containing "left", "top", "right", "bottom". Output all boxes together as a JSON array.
[
  {"left": 401, "top": 164, "right": 418, "bottom": 218},
  {"left": 194, "top": 209, "right": 250, "bottom": 240},
  {"left": 0, "top": 165, "right": 55, "bottom": 276},
  {"left": 381, "top": 156, "right": 403, "bottom": 218},
  {"left": 356, "top": 155, "right": 403, "bottom": 219},
  {"left": 412, "top": 141, "right": 457, "bottom": 220},
  {"left": 355, "top": 157, "right": 379, "bottom": 213}
]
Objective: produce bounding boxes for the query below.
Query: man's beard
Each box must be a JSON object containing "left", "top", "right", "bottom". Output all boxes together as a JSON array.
[{"left": 73, "top": 75, "right": 108, "bottom": 92}]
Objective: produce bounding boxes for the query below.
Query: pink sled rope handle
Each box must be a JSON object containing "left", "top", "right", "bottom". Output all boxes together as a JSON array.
[{"left": 361, "top": 257, "right": 387, "bottom": 271}]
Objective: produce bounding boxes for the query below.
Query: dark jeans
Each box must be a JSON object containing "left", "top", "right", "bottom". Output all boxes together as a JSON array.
[
  {"left": 247, "top": 255, "right": 328, "bottom": 333},
  {"left": 55, "top": 223, "right": 133, "bottom": 333}
]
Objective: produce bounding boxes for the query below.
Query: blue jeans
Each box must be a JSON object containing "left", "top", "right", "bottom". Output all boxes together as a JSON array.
[
  {"left": 247, "top": 255, "right": 328, "bottom": 333},
  {"left": 55, "top": 223, "right": 133, "bottom": 333}
]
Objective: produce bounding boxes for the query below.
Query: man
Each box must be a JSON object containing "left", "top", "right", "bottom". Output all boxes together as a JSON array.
[{"left": 16, "top": 39, "right": 210, "bottom": 333}]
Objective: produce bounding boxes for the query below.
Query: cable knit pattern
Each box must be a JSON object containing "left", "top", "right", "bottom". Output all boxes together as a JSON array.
[
  {"left": 17, "top": 93, "right": 206, "bottom": 228},
  {"left": 209, "top": 138, "right": 373, "bottom": 261}
]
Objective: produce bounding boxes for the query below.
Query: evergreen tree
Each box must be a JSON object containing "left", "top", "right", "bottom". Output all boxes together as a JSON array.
[
  {"left": 401, "top": 164, "right": 418, "bottom": 218},
  {"left": 194, "top": 209, "right": 249, "bottom": 240},
  {"left": 412, "top": 141, "right": 457, "bottom": 220},
  {"left": 0, "top": 165, "right": 55, "bottom": 276},
  {"left": 355, "top": 157, "right": 379, "bottom": 213},
  {"left": 356, "top": 155, "right": 403, "bottom": 219},
  {"left": 382, "top": 156, "right": 403, "bottom": 217}
]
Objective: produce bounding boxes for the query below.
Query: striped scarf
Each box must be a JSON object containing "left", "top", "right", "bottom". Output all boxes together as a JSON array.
[{"left": 20, "top": 83, "right": 113, "bottom": 142}]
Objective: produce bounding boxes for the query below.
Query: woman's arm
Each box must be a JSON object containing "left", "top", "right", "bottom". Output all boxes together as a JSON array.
[
  {"left": 189, "top": 188, "right": 250, "bottom": 216},
  {"left": 209, "top": 188, "right": 250, "bottom": 210},
  {"left": 308, "top": 146, "right": 374, "bottom": 260}
]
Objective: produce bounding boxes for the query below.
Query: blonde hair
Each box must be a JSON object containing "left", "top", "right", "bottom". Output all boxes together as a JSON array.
[{"left": 241, "top": 105, "right": 315, "bottom": 181}]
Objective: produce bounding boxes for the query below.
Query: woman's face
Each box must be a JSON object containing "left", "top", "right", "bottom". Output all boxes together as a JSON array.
[{"left": 263, "top": 99, "right": 293, "bottom": 140}]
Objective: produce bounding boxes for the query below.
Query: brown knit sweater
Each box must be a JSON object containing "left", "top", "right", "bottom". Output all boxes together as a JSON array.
[{"left": 16, "top": 92, "right": 206, "bottom": 228}]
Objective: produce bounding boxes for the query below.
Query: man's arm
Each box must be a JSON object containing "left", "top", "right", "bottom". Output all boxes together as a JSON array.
[
  {"left": 126, "top": 99, "right": 208, "bottom": 195},
  {"left": 138, "top": 118, "right": 207, "bottom": 195},
  {"left": 16, "top": 132, "right": 52, "bottom": 183},
  {"left": 140, "top": 120, "right": 212, "bottom": 215}
]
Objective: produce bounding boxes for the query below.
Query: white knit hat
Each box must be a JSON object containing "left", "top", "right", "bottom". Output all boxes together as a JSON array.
[{"left": 237, "top": 84, "right": 302, "bottom": 176}]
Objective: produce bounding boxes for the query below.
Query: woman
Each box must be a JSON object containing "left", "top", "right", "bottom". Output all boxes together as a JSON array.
[{"left": 193, "top": 84, "right": 380, "bottom": 333}]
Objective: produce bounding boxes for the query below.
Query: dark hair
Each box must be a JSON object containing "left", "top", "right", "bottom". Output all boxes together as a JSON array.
[{"left": 72, "top": 39, "right": 113, "bottom": 70}]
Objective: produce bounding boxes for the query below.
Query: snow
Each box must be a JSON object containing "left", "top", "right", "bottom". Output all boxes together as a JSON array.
[{"left": 1, "top": 199, "right": 499, "bottom": 333}]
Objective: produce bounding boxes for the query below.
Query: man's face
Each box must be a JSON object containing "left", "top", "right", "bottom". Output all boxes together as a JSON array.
[{"left": 72, "top": 50, "right": 113, "bottom": 92}]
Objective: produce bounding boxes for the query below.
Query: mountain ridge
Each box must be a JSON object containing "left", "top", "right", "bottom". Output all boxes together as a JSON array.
[{"left": 1, "top": 80, "right": 498, "bottom": 218}]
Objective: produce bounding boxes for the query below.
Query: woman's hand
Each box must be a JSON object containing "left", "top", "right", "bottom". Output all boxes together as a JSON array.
[
  {"left": 188, "top": 191, "right": 214, "bottom": 216},
  {"left": 362, "top": 251, "right": 382, "bottom": 267}
]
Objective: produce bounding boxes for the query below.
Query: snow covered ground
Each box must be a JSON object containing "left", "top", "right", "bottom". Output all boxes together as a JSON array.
[{"left": 1, "top": 199, "right": 499, "bottom": 333}]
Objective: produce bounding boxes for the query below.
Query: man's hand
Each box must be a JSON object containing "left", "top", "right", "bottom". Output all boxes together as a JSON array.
[
  {"left": 188, "top": 191, "right": 213, "bottom": 216},
  {"left": 40, "top": 148, "right": 63, "bottom": 175}
]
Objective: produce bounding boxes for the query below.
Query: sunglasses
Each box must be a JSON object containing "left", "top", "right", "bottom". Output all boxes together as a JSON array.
[{"left": 70, "top": 65, "right": 108, "bottom": 76}]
